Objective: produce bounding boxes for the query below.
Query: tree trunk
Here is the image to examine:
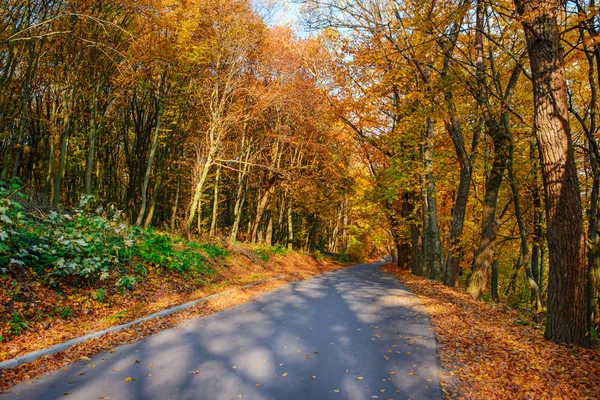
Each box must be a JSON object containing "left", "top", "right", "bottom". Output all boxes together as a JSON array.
[
  {"left": 531, "top": 142, "right": 543, "bottom": 288},
  {"left": 12, "top": 41, "right": 37, "bottom": 179},
  {"left": 186, "top": 151, "right": 213, "bottom": 232},
  {"left": 287, "top": 197, "right": 294, "bottom": 250},
  {"left": 171, "top": 161, "right": 181, "bottom": 231},
  {"left": 252, "top": 187, "right": 272, "bottom": 243},
  {"left": 84, "top": 95, "right": 99, "bottom": 195},
  {"left": 467, "top": 145, "right": 506, "bottom": 299},
  {"left": 467, "top": 1, "right": 509, "bottom": 299},
  {"left": 230, "top": 179, "right": 247, "bottom": 242},
  {"left": 515, "top": 0, "right": 588, "bottom": 346},
  {"left": 422, "top": 117, "right": 444, "bottom": 280},
  {"left": 209, "top": 165, "right": 221, "bottom": 238},
  {"left": 135, "top": 71, "right": 167, "bottom": 226},
  {"left": 52, "top": 88, "right": 74, "bottom": 207},
  {"left": 443, "top": 108, "right": 472, "bottom": 286},
  {"left": 508, "top": 139, "right": 543, "bottom": 310},
  {"left": 491, "top": 259, "right": 499, "bottom": 301}
]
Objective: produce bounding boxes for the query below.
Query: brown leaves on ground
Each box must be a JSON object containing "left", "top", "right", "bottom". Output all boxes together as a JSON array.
[
  {"left": 381, "top": 264, "right": 600, "bottom": 399},
  {"left": 0, "top": 252, "right": 347, "bottom": 391}
]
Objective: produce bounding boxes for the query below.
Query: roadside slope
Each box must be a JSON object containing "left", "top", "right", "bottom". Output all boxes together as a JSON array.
[
  {"left": 382, "top": 264, "right": 600, "bottom": 399},
  {"left": 1, "top": 250, "right": 347, "bottom": 391}
]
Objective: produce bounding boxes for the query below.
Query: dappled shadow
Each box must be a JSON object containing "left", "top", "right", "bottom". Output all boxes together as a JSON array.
[{"left": 3, "top": 261, "right": 442, "bottom": 400}]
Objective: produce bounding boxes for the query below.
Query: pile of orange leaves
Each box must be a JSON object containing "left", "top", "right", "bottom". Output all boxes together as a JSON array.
[{"left": 382, "top": 265, "right": 600, "bottom": 399}]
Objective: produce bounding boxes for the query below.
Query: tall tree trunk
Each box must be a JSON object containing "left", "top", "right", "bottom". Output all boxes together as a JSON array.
[
  {"left": 287, "top": 197, "right": 294, "bottom": 250},
  {"left": 52, "top": 88, "right": 74, "bottom": 207},
  {"left": 84, "top": 98, "right": 98, "bottom": 195},
  {"left": 230, "top": 179, "right": 247, "bottom": 242},
  {"left": 508, "top": 139, "right": 543, "bottom": 310},
  {"left": 252, "top": 186, "right": 272, "bottom": 243},
  {"left": 531, "top": 142, "right": 543, "bottom": 289},
  {"left": 422, "top": 117, "right": 444, "bottom": 280},
  {"left": 171, "top": 160, "right": 181, "bottom": 231},
  {"left": 136, "top": 71, "right": 167, "bottom": 226},
  {"left": 515, "top": 0, "right": 588, "bottom": 346},
  {"left": 209, "top": 165, "right": 221, "bottom": 238},
  {"left": 143, "top": 170, "right": 163, "bottom": 228},
  {"left": 265, "top": 210, "right": 273, "bottom": 246},
  {"left": 467, "top": 1, "right": 509, "bottom": 299},
  {"left": 491, "top": 259, "right": 499, "bottom": 301},
  {"left": 229, "top": 142, "right": 250, "bottom": 241},
  {"left": 467, "top": 144, "right": 507, "bottom": 299},
  {"left": 12, "top": 41, "right": 37, "bottom": 179},
  {"left": 186, "top": 151, "right": 213, "bottom": 232},
  {"left": 443, "top": 106, "right": 474, "bottom": 286}
]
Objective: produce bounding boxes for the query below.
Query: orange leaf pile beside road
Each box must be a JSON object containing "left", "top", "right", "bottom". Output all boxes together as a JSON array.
[{"left": 382, "top": 264, "right": 600, "bottom": 399}]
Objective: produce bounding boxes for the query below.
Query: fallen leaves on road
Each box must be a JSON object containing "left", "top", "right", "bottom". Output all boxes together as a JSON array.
[
  {"left": 0, "top": 254, "right": 348, "bottom": 391},
  {"left": 382, "top": 264, "right": 600, "bottom": 399}
]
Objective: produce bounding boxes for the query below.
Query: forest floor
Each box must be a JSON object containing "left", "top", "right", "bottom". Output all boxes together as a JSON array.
[
  {"left": 0, "top": 249, "right": 348, "bottom": 391},
  {"left": 382, "top": 264, "right": 600, "bottom": 399}
]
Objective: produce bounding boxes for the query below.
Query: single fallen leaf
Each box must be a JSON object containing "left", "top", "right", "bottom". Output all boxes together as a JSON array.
[
  {"left": 357, "top": 376, "right": 364, "bottom": 380},
  {"left": 282, "top": 373, "right": 288, "bottom": 377},
  {"left": 112, "top": 368, "right": 119, "bottom": 372},
  {"left": 147, "top": 364, "right": 153, "bottom": 369},
  {"left": 333, "top": 389, "right": 340, "bottom": 393},
  {"left": 125, "top": 377, "right": 132, "bottom": 382},
  {"left": 189, "top": 370, "right": 200, "bottom": 374},
  {"left": 78, "top": 372, "right": 85, "bottom": 376},
  {"left": 390, "top": 371, "right": 395, "bottom": 375},
  {"left": 63, "top": 393, "right": 71, "bottom": 396},
  {"left": 305, "top": 355, "right": 311, "bottom": 359},
  {"left": 310, "top": 376, "right": 316, "bottom": 379},
  {"left": 232, "top": 366, "right": 237, "bottom": 369}
]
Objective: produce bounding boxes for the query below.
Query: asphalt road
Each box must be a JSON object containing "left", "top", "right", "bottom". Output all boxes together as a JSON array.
[{"left": 3, "top": 260, "right": 442, "bottom": 400}]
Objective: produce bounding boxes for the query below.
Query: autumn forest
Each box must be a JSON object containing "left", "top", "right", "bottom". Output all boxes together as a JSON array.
[{"left": 2, "top": 0, "right": 600, "bottom": 388}]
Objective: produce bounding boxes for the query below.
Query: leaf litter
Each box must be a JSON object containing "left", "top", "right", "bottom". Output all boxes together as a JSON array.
[{"left": 382, "top": 264, "right": 600, "bottom": 399}]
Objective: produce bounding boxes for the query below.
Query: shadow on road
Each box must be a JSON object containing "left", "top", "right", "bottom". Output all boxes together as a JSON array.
[{"left": 3, "top": 261, "right": 441, "bottom": 400}]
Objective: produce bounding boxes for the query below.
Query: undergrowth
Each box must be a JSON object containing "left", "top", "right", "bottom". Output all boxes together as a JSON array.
[{"left": 0, "top": 180, "right": 229, "bottom": 340}]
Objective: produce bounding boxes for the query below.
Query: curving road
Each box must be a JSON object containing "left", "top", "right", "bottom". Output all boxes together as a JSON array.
[{"left": 3, "top": 260, "right": 441, "bottom": 400}]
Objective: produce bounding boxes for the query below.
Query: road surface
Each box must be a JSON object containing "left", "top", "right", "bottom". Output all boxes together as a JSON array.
[{"left": 3, "top": 260, "right": 442, "bottom": 399}]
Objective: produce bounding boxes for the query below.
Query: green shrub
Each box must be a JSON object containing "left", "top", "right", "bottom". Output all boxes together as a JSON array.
[
  {"left": 313, "top": 250, "right": 325, "bottom": 262},
  {"left": 8, "top": 312, "right": 28, "bottom": 335},
  {"left": 200, "top": 243, "right": 229, "bottom": 259},
  {"left": 0, "top": 182, "right": 219, "bottom": 289},
  {"left": 116, "top": 275, "right": 136, "bottom": 292},
  {"left": 60, "top": 306, "right": 73, "bottom": 319},
  {"left": 272, "top": 244, "right": 289, "bottom": 256},
  {"left": 254, "top": 246, "right": 272, "bottom": 261},
  {"left": 253, "top": 244, "right": 288, "bottom": 261},
  {"left": 92, "top": 288, "right": 106, "bottom": 303}
]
